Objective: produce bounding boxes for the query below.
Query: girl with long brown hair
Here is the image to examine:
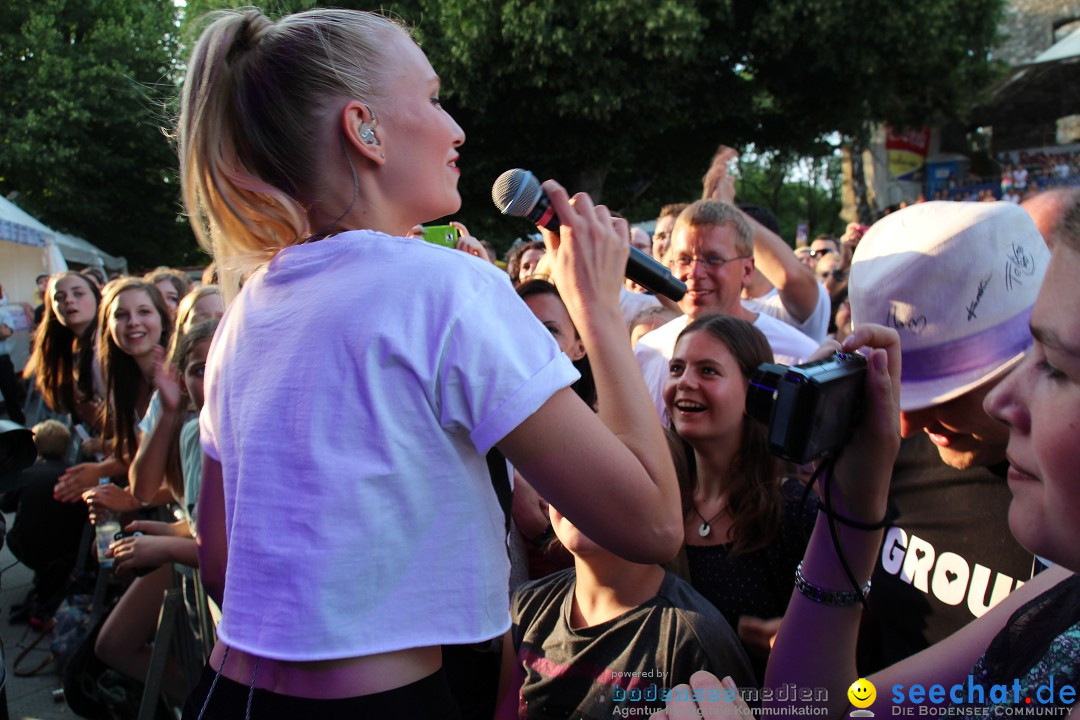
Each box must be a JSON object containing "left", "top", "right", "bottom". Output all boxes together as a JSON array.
[
  {"left": 24, "top": 271, "right": 102, "bottom": 425},
  {"left": 664, "top": 314, "right": 818, "bottom": 678},
  {"left": 54, "top": 279, "right": 171, "bottom": 501}
]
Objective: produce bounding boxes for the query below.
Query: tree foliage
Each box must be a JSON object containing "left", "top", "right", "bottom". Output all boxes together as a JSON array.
[
  {"left": 0, "top": 0, "right": 194, "bottom": 270},
  {"left": 733, "top": 150, "right": 846, "bottom": 242},
  {"left": 4, "top": 0, "right": 1004, "bottom": 265},
  {"left": 417, "top": 0, "right": 1006, "bottom": 248}
]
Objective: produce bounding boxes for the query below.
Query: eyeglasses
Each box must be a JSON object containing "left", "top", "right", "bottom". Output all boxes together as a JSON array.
[
  {"left": 673, "top": 253, "right": 752, "bottom": 270},
  {"left": 808, "top": 248, "right": 836, "bottom": 259},
  {"left": 817, "top": 269, "right": 847, "bottom": 282}
]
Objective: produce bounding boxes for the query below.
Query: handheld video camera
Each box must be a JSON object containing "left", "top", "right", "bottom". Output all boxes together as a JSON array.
[{"left": 745, "top": 352, "right": 867, "bottom": 465}]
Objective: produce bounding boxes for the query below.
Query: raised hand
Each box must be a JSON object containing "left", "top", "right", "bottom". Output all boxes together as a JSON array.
[
  {"left": 702, "top": 145, "right": 740, "bottom": 203},
  {"left": 151, "top": 345, "right": 183, "bottom": 413}
]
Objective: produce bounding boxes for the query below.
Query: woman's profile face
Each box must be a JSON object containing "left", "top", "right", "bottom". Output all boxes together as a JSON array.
[
  {"left": 524, "top": 292, "right": 584, "bottom": 361},
  {"left": 52, "top": 275, "right": 98, "bottom": 336},
  {"left": 182, "top": 338, "right": 212, "bottom": 411},
  {"left": 108, "top": 288, "right": 163, "bottom": 360},
  {"left": 155, "top": 279, "right": 181, "bottom": 321},
  {"left": 518, "top": 249, "right": 546, "bottom": 284},
  {"left": 185, "top": 292, "right": 225, "bottom": 332},
  {"left": 664, "top": 330, "right": 748, "bottom": 445},
  {"left": 375, "top": 31, "right": 465, "bottom": 230},
  {"left": 985, "top": 243, "right": 1080, "bottom": 571}
]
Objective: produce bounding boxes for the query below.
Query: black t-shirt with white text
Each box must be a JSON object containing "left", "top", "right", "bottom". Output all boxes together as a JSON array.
[{"left": 857, "top": 433, "right": 1035, "bottom": 674}]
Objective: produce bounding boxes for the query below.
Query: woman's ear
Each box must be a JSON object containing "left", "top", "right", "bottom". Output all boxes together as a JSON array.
[
  {"left": 567, "top": 335, "right": 586, "bottom": 362},
  {"left": 341, "top": 100, "right": 385, "bottom": 165}
]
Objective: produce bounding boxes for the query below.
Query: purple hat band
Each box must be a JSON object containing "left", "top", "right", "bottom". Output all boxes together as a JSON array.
[{"left": 901, "top": 307, "right": 1034, "bottom": 383}]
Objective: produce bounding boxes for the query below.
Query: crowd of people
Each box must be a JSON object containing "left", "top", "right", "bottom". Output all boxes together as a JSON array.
[{"left": 0, "top": 6, "right": 1078, "bottom": 720}]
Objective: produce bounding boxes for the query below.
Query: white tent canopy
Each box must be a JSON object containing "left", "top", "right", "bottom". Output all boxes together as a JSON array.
[
  {"left": 54, "top": 231, "right": 126, "bottom": 272},
  {"left": 0, "top": 195, "right": 53, "bottom": 249},
  {"left": 0, "top": 195, "right": 127, "bottom": 303},
  {"left": 0, "top": 195, "right": 53, "bottom": 306}
]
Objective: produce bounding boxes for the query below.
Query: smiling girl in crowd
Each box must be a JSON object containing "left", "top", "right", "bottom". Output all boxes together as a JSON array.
[
  {"left": 664, "top": 315, "right": 818, "bottom": 681},
  {"left": 54, "top": 279, "right": 171, "bottom": 502},
  {"left": 92, "top": 319, "right": 219, "bottom": 703}
]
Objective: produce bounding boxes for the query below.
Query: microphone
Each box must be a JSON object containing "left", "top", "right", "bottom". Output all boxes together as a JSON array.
[{"left": 492, "top": 169, "right": 687, "bottom": 301}]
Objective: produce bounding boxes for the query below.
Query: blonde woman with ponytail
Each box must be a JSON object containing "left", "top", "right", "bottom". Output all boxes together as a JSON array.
[{"left": 178, "top": 8, "right": 681, "bottom": 717}]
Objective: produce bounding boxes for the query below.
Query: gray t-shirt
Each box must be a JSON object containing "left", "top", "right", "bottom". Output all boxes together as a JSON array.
[{"left": 511, "top": 568, "right": 755, "bottom": 719}]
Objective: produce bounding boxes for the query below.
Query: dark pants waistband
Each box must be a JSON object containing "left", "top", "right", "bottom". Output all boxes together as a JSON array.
[{"left": 182, "top": 661, "right": 462, "bottom": 720}]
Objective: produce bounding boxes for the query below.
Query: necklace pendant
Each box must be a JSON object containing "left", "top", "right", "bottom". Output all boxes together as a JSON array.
[{"left": 698, "top": 522, "right": 711, "bottom": 538}]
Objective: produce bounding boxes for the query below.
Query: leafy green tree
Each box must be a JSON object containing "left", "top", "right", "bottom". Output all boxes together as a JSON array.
[
  {"left": 415, "top": 0, "right": 1005, "bottom": 251},
  {"left": 178, "top": 0, "right": 1005, "bottom": 254},
  {"left": 733, "top": 150, "right": 845, "bottom": 243},
  {"left": 0, "top": 0, "right": 196, "bottom": 270}
]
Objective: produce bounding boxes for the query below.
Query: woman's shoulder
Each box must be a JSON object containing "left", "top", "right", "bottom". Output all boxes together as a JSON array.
[
  {"left": 656, "top": 571, "right": 756, "bottom": 684},
  {"left": 511, "top": 568, "right": 576, "bottom": 621},
  {"left": 350, "top": 231, "right": 506, "bottom": 276},
  {"left": 231, "top": 231, "right": 517, "bottom": 335}
]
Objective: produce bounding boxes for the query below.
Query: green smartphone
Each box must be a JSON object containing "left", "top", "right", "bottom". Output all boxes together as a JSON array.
[{"left": 421, "top": 224, "right": 459, "bottom": 248}]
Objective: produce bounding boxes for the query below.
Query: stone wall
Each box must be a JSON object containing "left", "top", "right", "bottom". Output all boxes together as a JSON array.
[{"left": 997, "top": 0, "right": 1080, "bottom": 65}]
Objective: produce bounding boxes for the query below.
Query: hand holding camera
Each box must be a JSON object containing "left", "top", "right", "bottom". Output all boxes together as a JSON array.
[{"left": 748, "top": 323, "right": 901, "bottom": 522}]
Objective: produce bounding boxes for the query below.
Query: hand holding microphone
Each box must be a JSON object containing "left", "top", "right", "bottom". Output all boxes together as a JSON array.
[
  {"left": 532, "top": 178, "right": 629, "bottom": 319},
  {"left": 492, "top": 169, "right": 686, "bottom": 301}
]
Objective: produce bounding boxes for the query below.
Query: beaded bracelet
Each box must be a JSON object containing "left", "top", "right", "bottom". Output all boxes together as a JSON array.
[{"left": 794, "top": 561, "right": 871, "bottom": 607}]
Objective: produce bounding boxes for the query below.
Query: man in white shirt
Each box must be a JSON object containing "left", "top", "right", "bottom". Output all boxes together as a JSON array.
[
  {"left": 737, "top": 203, "right": 831, "bottom": 342},
  {"left": 635, "top": 201, "right": 818, "bottom": 422}
]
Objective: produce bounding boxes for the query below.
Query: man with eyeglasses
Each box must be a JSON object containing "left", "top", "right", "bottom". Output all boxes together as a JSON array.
[{"left": 634, "top": 200, "right": 819, "bottom": 422}]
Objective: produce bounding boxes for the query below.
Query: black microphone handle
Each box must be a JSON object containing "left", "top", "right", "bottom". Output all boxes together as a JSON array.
[
  {"left": 525, "top": 192, "right": 686, "bottom": 302},
  {"left": 625, "top": 246, "right": 686, "bottom": 302}
]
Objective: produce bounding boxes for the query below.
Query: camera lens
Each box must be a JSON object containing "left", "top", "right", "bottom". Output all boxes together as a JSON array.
[{"left": 746, "top": 363, "right": 786, "bottom": 426}]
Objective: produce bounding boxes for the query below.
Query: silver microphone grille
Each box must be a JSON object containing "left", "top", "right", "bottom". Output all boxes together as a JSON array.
[{"left": 492, "top": 169, "right": 541, "bottom": 217}]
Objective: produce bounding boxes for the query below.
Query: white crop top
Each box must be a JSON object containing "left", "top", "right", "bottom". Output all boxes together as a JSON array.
[{"left": 200, "top": 231, "right": 578, "bottom": 660}]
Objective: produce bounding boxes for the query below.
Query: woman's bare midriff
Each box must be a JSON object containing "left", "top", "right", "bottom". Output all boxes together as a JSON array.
[{"left": 208, "top": 640, "right": 442, "bottom": 699}]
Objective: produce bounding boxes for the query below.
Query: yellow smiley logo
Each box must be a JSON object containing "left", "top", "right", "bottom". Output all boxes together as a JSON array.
[{"left": 848, "top": 678, "right": 876, "bottom": 709}]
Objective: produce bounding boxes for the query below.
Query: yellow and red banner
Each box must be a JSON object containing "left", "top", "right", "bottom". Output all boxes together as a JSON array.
[{"left": 885, "top": 125, "right": 931, "bottom": 180}]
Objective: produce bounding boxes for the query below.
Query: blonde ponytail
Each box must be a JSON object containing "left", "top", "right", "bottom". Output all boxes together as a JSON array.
[{"left": 177, "top": 8, "right": 405, "bottom": 285}]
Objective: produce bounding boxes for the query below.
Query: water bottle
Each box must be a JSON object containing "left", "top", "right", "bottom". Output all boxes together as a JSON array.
[{"left": 94, "top": 478, "right": 121, "bottom": 569}]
